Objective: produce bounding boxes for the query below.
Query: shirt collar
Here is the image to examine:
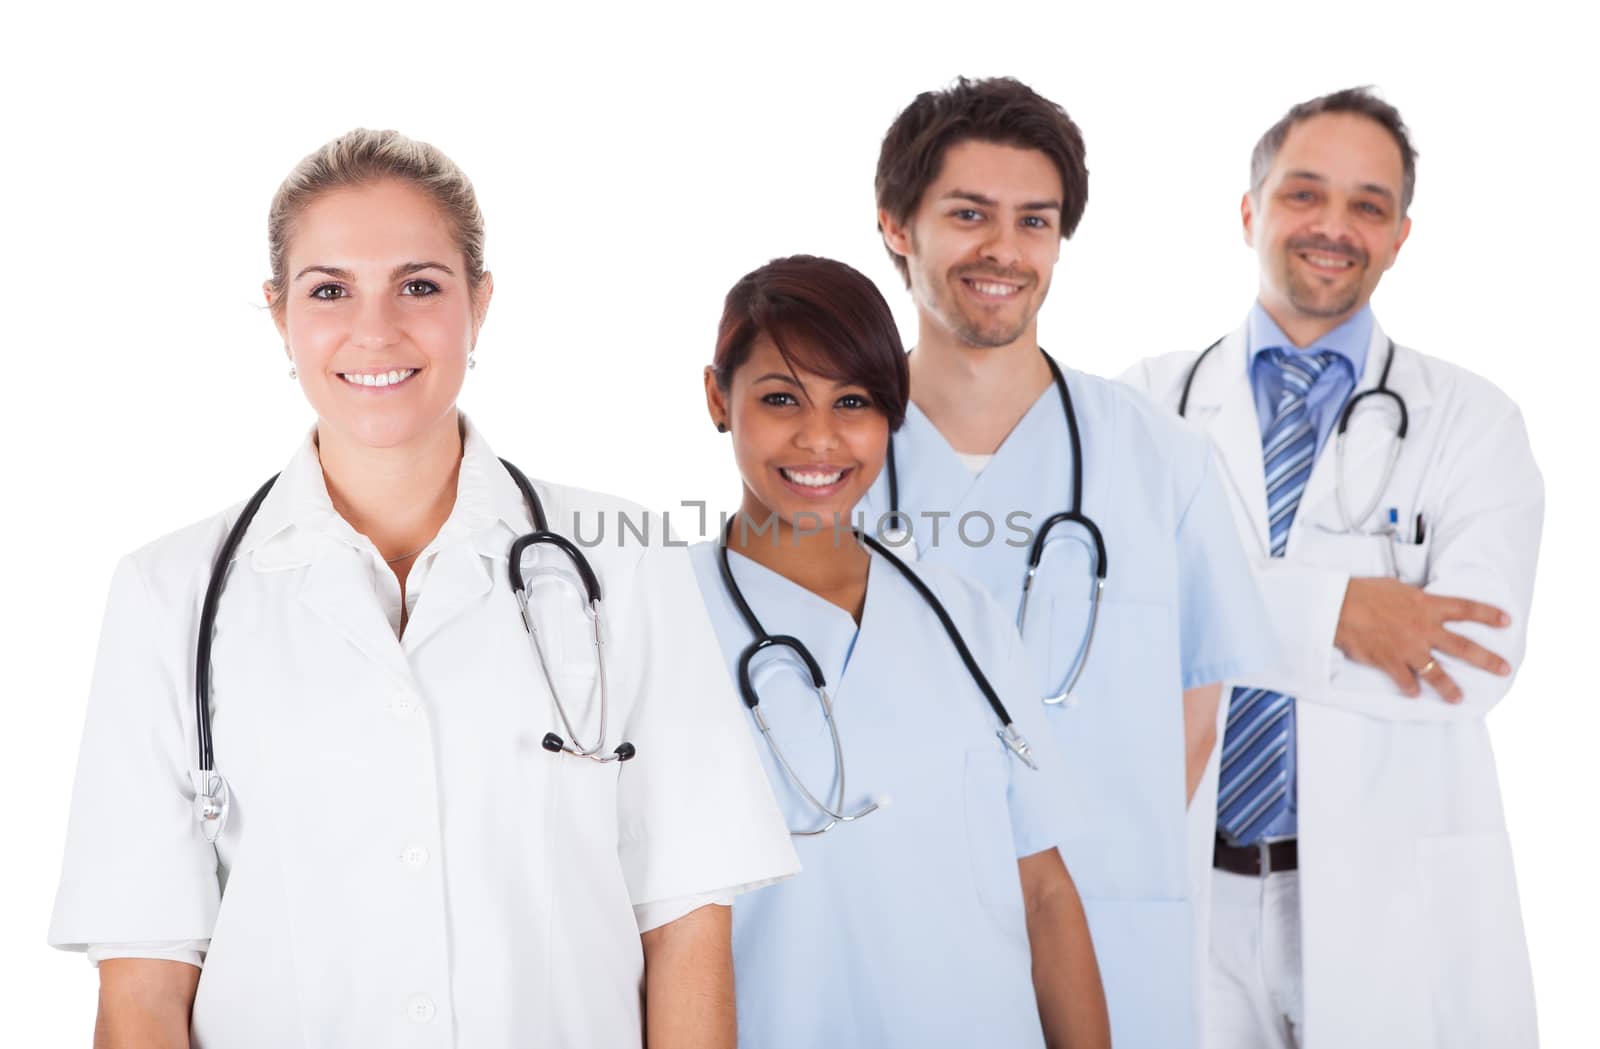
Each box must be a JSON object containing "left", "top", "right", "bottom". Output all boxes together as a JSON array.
[
  {"left": 1247, "top": 301, "right": 1373, "bottom": 377},
  {"left": 241, "top": 414, "right": 532, "bottom": 570}
]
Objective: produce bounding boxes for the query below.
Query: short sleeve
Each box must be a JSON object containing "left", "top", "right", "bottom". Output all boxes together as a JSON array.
[
  {"left": 613, "top": 541, "right": 799, "bottom": 929},
  {"left": 1175, "top": 446, "right": 1276, "bottom": 688},
  {"left": 991, "top": 604, "right": 1074, "bottom": 859},
  {"left": 631, "top": 892, "right": 734, "bottom": 935},
  {"left": 50, "top": 556, "right": 222, "bottom": 953},
  {"left": 87, "top": 940, "right": 208, "bottom": 969}
]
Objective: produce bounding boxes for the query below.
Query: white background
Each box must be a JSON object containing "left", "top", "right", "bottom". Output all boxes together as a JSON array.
[{"left": 2, "top": 0, "right": 1592, "bottom": 1043}]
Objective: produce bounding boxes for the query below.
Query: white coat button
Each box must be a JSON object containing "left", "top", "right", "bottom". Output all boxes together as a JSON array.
[
  {"left": 401, "top": 845, "right": 429, "bottom": 868},
  {"left": 405, "top": 993, "right": 436, "bottom": 1023},
  {"left": 390, "top": 695, "right": 419, "bottom": 717}
]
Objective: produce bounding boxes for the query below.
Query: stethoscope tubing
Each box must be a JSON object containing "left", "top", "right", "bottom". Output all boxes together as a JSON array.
[
  {"left": 194, "top": 474, "right": 279, "bottom": 773},
  {"left": 1179, "top": 336, "right": 1407, "bottom": 536},
  {"left": 193, "top": 456, "right": 631, "bottom": 791},
  {"left": 716, "top": 520, "right": 1038, "bottom": 833},
  {"left": 887, "top": 349, "right": 1107, "bottom": 708}
]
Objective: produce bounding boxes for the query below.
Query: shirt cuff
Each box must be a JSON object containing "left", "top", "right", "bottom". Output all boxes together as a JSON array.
[
  {"left": 633, "top": 892, "right": 735, "bottom": 934},
  {"left": 86, "top": 940, "right": 208, "bottom": 970}
]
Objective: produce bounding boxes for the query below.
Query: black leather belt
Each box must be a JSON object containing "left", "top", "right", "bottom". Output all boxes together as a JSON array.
[{"left": 1213, "top": 833, "right": 1298, "bottom": 876}]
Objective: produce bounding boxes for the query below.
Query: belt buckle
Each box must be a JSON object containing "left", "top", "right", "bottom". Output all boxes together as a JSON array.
[{"left": 1256, "top": 835, "right": 1296, "bottom": 875}]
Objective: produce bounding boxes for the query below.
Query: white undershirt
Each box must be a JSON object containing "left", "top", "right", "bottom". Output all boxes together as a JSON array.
[{"left": 954, "top": 451, "right": 994, "bottom": 474}]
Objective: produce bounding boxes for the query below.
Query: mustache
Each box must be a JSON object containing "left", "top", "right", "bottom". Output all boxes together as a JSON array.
[{"left": 1287, "top": 236, "right": 1368, "bottom": 266}]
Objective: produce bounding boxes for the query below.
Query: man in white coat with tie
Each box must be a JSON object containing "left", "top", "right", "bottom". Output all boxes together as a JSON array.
[{"left": 1121, "top": 87, "right": 1543, "bottom": 1049}]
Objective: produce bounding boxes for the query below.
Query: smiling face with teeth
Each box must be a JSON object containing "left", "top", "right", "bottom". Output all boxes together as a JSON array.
[
  {"left": 706, "top": 334, "right": 889, "bottom": 537},
  {"left": 269, "top": 178, "right": 491, "bottom": 453},
  {"left": 1245, "top": 112, "right": 1412, "bottom": 343},
  {"left": 879, "top": 140, "right": 1064, "bottom": 351}
]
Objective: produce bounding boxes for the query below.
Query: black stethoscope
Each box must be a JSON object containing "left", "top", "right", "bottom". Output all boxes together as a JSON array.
[
  {"left": 191, "top": 458, "right": 633, "bottom": 842},
  {"left": 716, "top": 525, "right": 1036, "bottom": 836},
  {"left": 1178, "top": 336, "right": 1408, "bottom": 534},
  {"left": 884, "top": 348, "right": 1107, "bottom": 706}
]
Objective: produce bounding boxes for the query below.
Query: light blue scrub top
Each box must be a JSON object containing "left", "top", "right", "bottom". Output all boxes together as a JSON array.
[
  {"left": 858, "top": 367, "right": 1274, "bottom": 1049},
  {"left": 688, "top": 541, "right": 1072, "bottom": 1049}
]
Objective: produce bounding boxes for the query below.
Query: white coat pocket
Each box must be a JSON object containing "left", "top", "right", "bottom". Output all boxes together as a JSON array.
[
  {"left": 1293, "top": 527, "right": 1395, "bottom": 577},
  {"left": 1414, "top": 830, "right": 1536, "bottom": 1048},
  {"left": 1391, "top": 538, "right": 1431, "bottom": 586},
  {"left": 553, "top": 754, "right": 624, "bottom": 854}
]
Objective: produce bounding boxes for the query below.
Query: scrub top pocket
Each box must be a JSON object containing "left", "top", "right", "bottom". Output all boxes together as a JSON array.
[
  {"left": 1028, "top": 595, "right": 1096, "bottom": 708},
  {"left": 962, "top": 747, "right": 1025, "bottom": 930}
]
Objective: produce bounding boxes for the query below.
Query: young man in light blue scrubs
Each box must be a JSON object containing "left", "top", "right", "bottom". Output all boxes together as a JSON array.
[{"left": 857, "top": 77, "right": 1275, "bottom": 1049}]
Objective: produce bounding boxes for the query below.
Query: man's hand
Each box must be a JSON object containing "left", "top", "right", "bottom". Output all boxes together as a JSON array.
[{"left": 1333, "top": 577, "right": 1512, "bottom": 702}]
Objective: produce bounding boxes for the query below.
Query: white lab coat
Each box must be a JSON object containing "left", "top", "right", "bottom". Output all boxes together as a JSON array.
[
  {"left": 49, "top": 420, "right": 799, "bottom": 1049},
  {"left": 1121, "top": 319, "right": 1543, "bottom": 1049}
]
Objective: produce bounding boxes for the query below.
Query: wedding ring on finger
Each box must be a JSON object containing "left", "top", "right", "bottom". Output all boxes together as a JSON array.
[{"left": 1417, "top": 658, "right": 1438, "bottom": 676}]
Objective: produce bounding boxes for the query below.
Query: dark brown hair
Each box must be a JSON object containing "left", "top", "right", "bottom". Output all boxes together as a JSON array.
[
  {"left": 874, "top": 77, "right": 1089, "bottom": 286},
  {"left": 712, "top": 255, "right": 909, "bottom": 431},
  {"left": 1251, "top": 87, "right": 1417, "bottom": 215}
]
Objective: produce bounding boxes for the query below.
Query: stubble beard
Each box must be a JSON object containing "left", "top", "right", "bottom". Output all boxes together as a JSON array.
[
  {"left": 953, "top": 309, "right": 1031, "bottom": 349},
  {"left": 1284, "top": 264, "right": 1365, "bottom": 319},
  {"left": 1279, "top": 235, "right": 1369, "bottom": 320},
  {"left": 935, "top": 273, "right": 1042, "bottom": 350}
]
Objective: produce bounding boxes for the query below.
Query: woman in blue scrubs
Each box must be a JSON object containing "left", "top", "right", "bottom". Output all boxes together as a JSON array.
[{"left": 692, "top": 255, "right": 1110, "bottom": 1049}]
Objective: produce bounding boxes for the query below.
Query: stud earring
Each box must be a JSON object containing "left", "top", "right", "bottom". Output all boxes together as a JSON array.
[
  {"left": 716, "top": 422, "right": 728, "bottom": 433},
  {"left": 468, "top": 352, "right": 477, "bottom": 370},
  {"left": 288, "top": 363, "right": 297, "bottom": 380}
]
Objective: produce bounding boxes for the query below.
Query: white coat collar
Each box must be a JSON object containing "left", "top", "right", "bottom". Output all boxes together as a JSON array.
[
  {"left": 227, "top": 417, "right": 537, "bottom": 670},
  {"left": 1184, "top": 314, "right": 1432, "bottom": 555},
  {"left": 238, "top": 414, "right": 532, "bottom": 572}
]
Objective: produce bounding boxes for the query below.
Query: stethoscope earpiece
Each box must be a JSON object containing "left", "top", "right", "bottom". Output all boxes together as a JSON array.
[
  {"left": 542, "top": 732, "right": 638, "bottom": 762},
  {"left": 502, "top": 459, "right": 637, "bottom": 764}
]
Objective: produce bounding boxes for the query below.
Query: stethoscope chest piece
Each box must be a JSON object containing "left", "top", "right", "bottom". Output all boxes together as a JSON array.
[{"left": 189, "top": 768, "right": 231, "bottom": 843}]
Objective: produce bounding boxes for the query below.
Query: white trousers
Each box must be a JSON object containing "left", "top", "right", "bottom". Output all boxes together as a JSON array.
[{"left": 1205, "top": 868, "right": 1304, "bottom": 1049}]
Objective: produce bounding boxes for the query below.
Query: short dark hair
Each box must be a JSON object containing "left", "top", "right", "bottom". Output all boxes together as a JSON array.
[
  {"left": 875, "top": 77, "right": 1089, "bottom": 286},
  {"left": 1251, "top": 86, "right": 1418, "bottom": 215},
  {"left": 712, "top": 255, "right": 910, "bottom": 431}
]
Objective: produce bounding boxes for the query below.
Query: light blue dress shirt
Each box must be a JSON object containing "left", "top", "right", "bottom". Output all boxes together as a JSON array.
[
  {"left": 690, "top": 542, "right": 1073, "bottom": 1049},
  {"left": 1248, "top": 302, "right": 1372, "bottom": 452},
  {"left": 1245, "top": 302, "right": 1371, "bottom": 839},
  {"left": 858, "top": 367, "right": 1275, "bottom": 1049}
]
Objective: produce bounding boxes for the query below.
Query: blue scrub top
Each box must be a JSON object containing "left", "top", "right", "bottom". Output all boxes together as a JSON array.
[
  {"left": 858, "top": 366, "right": 1274, "bottom": 1049},
  {"left": 689, "top": 541, "right": 1072, "bottom": 1049}
]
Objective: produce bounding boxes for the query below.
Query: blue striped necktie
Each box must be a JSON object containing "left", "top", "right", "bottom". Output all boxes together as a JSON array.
[{"left": 1217, "top": 348, "right": 1335, "bottom": 845}]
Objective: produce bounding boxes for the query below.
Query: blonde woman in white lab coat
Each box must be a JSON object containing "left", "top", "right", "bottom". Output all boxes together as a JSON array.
[{"left": 49, "top": 129, "right": 798, "bottom": 1049}]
